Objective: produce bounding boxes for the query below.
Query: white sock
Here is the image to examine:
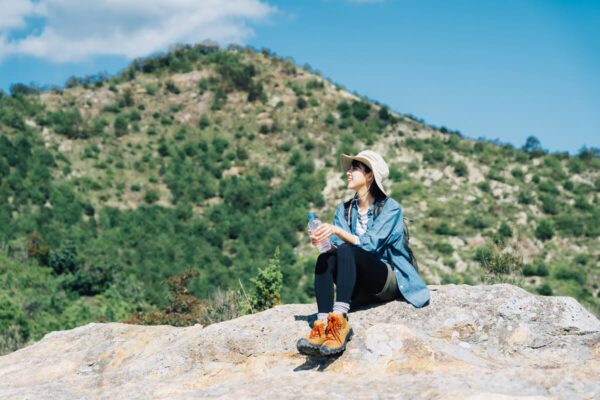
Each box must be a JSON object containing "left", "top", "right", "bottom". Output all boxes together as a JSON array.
[
  {"left": 317, "top": 313, "right": 329, "bottom": 325},
  {"left": 333, "top": 302, "right": 350, "bottom": 316}
]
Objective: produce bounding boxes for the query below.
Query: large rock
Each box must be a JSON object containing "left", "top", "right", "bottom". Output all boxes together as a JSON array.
[{"left": 1, "top": 284, "right": 599, "bottom": 399}]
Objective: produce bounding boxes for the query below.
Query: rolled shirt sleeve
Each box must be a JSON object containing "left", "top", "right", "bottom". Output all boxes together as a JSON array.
[{"left": 330, "top": 204, "right": 349, "bottom": 247}]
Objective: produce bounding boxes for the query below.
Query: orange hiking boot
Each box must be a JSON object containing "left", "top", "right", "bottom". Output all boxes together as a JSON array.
[
  {"left": 296, "top": 320, "right": 327, "bottom": 356},
  {"left": 320, "top": 313, "right": 353, "bottom": 356}
]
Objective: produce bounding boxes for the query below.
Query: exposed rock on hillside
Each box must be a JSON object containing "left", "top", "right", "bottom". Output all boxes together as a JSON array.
[{"left": 1, "top": 284, "right": 599, "bottom": 399}]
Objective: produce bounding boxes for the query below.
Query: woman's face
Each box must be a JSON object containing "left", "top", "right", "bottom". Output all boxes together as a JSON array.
[{"left": 347, "top": 160, "right": 373, "bottom": 191}]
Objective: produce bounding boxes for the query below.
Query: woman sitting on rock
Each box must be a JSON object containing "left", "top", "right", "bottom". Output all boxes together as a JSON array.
[{"left": 297, "top": 150, "right": 430, "bottom": 356}]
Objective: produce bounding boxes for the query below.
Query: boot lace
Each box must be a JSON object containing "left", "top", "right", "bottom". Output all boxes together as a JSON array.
[
  {"left": 309, "top": 322, "right": 325, "bottom": 339},
  {"left": 325, "top": 314, "right": 344, "bottom": 344}
]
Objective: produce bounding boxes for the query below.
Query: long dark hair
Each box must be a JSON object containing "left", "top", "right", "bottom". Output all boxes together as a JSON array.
[{"left": 352, "top": 160, "right": 387, "bottom": 200}]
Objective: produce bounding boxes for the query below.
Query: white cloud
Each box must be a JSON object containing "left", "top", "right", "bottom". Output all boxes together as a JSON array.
[
  {"left": 0, "top": 0, "right": 276, "bottom": 62},
  {"left": 0, "top": 0, "right": 42, "bottom": 30}
]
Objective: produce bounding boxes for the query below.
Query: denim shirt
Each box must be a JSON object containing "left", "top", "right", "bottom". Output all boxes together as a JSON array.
[{"left": 329, "top": 197, "right": 430, "bottom": 308}]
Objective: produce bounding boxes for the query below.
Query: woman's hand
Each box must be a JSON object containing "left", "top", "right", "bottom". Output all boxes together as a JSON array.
[{"left": 308, "top": 223, "right": 338, "bottom": 245}]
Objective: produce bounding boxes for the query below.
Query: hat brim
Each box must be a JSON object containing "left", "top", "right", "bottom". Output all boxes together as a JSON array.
[
  {"left": 341, "top": 154, "right": 374, "bottom": 172},
  {"left": 340, "top": 154, "right": 387, "bottom": 196}
]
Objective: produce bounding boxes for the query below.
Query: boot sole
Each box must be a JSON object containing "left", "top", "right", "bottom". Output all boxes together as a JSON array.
[
  {"left": 319, "top": 328, "right": 353, "bottom": 356},
  {"left": 296, "top": 339, "right": 323, "bottom": 356}
]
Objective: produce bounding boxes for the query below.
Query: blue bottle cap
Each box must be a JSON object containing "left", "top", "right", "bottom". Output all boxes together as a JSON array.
[{"left": 308, "top": 213, "right": 316, "bottom": 220}]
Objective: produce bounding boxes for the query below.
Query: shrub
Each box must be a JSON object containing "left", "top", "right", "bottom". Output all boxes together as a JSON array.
[
  {"left": 435, "top": 241, "right": 454, "bottom": 255},
  {"left": 574, "top": 254, "right": 590, "bottom": 266},
  {"left": 554, "top": 266, "right": 586, "bottom": 285},
  {"left": 538, "top": 180, "right": 559, "bottom": 194},
  {"left": 522, "top": 136, "right": 545, "bottom": 156},
  {"left": 569, "top": 158, "right": 582, "bottom": 173},
  {"left": 296, "top": 97, "right": 307, "bottom": 110},
  {"left": 563, "top": 180, "right": 574, "bottom": 191},
  {"left": 49, "top": 242, "right": 78, "bottom": 275},
  {"left": 125, "top": 269, "right": 203, "bottom": 327},
  {"left": 249, "top": 247, "right": 282, "bottom": 312},
  {"left": 523, "top": 262, "right": 548, "bottom": 277},
  {"left": 574, "top": 195, "right": 591, "bottom": 210},
  {"left": 486, "top": 168, "right": 505, "bottom": 182},
  {"left": 247, "top": 81, "right": 264, "bottom": 102},
  {"left": 102, "top": 104, "right": 121, "bottom": 113},
  {"left": 435, "top": 222, "right": 458, "bottom": 236},
  {"left": 324, "top": 113, "right": 335, "bottom": 125},
  {"left": 351, "top": 101, "right": 371, "bottom": 121},
  {"left": 476, "top": 244, "right": 523, "bottom": 277},
  {"left": 555, "top": 215, "right": 584, "bottom": 236},
  {"left": 0, "top": 297, "right": 29, "bottom": 352},
  {"left": 573, "top": 183, "right": 593, "bottom": 194},
  {"left": 536, "top": 263, "right": 549, "bottom": 276},
  {"left": 144, "top": 189, "right": 159, "bottom": 204},
  {"left": 464, "top": 212, "right": 491, "bottom": 229},
  {"left": 50, "top": 109, "right": 87, "bottom": 139},
  {"left": 129, "top": 110, "right": 141, "bottom": 121},
  {"left": 198, "top": 78, "right": 209, "bottom": 94},
  {"left": 337, "top": 102, "right": 351, "bottom": 118},
  {"left": 164, "top": 80, "right": 180, "bottom": 94},
  {"left": 498, "top": 221, "right": 512, "bottom": 238},
  {"left": 424, "top": 149, "right": 445, "bottom": 163},
  {"left": 447, "top": 135, "right": 460, "bottom": 150},
  {"left": 259, "top": 166, "right": 273, "bottom": 181},
  {"left": 26, "top": 232, "right": 50, "bottom": 266},
  {"left": 474, "top": 246, "right": 493, "bottom": 264},
  {"left": 522, "top": 264, "right": 537, "bottom": 276},
  {"left": 198, "top": 115, "right": 210, "bottom": 129},
  {"left": 454, "top": 161, "right": 468, "bottom": 177},
  {"left": 114, "top": 115, "right": 128, "bottom": 137},
  {"left": 518, "top": 190, "right": 534, "bottom": 204},
  {"left": 92, "top": 118, "right": 108, "bottom": 135},
  {"left": 405, "top": 138, "right": 426, "bottom": 152},
  {"left": 537, "top": 283, "right": 553, "bottom": 296},
  {"left": 236, "top": 146, "right": 248, "bottom": 161},
  {"left": 585, "top": 210, "right": 600, "bottom": 237},
  {"left": 123, "top": 87, "right": 134, "bottom": 106},
  {"left": 378, "top": 106, "right": 390, "bottom": 120},
  {"left": 391, "top": 181, "right": 424, "bottom": 197},
  {"left": 477, "top": 181, "right": 491, "bottom": 193},
  {"left": 306, "top": 78, "right": 324, "bottom": 90},
  {"left": 212, "top": 137, "right": 229, "bottom": 153},
  {"left": 145, "top": 84, "right": 157, "bottom": 95},
  {"left": 304, "top": 140, "right": 315, "bottom": 151},
  {"left": 540, "top": 194, "right": 560, "bottom": 215},
  {"left": 535, "top": 219, "right": 554, "bottom": 240},
  {"left": 511, "top": 167, "right": 524, "bottom": 178}
]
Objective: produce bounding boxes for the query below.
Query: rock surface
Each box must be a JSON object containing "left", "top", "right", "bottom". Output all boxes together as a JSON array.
[{"left": 1, "top": 284, "right": 599, "bottom": 399}]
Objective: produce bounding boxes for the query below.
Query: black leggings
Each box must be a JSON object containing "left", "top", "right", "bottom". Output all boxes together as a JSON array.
[{"left": 314, "top": 242, "right": 389, "bottom": 313}]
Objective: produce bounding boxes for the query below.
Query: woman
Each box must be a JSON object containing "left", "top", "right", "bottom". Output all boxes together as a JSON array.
[{"left": 296, "top": 150, "right": 430, "bottom": 357}]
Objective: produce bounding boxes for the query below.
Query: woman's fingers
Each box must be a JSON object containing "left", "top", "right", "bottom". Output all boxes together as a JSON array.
[{"left": 312, "top": 224, "right": 333, "bottom": 242}]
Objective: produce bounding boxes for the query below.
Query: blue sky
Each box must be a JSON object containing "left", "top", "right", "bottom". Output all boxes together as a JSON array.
[{"left": 0, "top": 0, "right": 598, "bottom": 154}]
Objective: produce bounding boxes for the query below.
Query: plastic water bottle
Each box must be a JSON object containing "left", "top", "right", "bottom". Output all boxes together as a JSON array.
[{"left": 308, "top": 213, "right": 332, "bottom": 253}]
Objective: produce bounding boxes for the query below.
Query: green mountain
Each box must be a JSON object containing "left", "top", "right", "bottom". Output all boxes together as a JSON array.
[{"left": 1, "top": 44, "right": 598, "bottom": 354}]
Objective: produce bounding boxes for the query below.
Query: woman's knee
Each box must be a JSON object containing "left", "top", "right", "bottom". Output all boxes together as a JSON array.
[
  {"left": 337, "top": 242, "right": 356, "bottom": 256},
  {"left": 315, "top": 252, "right": 335, "bottom": 274}
]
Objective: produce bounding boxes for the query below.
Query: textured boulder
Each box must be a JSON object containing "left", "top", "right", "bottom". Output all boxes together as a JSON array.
[{"left": 1, "top": 284, "right": 599, "bottom": 399}]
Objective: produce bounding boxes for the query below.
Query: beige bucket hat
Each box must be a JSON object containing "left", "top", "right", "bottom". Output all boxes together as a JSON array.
[{"left": 341, "top": 150, "right": 389, "bottom": 196}]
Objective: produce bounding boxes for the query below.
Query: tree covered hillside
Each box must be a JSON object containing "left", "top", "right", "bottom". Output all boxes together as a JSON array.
[{"left": 1, "top": 44, "right": 599, "bottom": 355}]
